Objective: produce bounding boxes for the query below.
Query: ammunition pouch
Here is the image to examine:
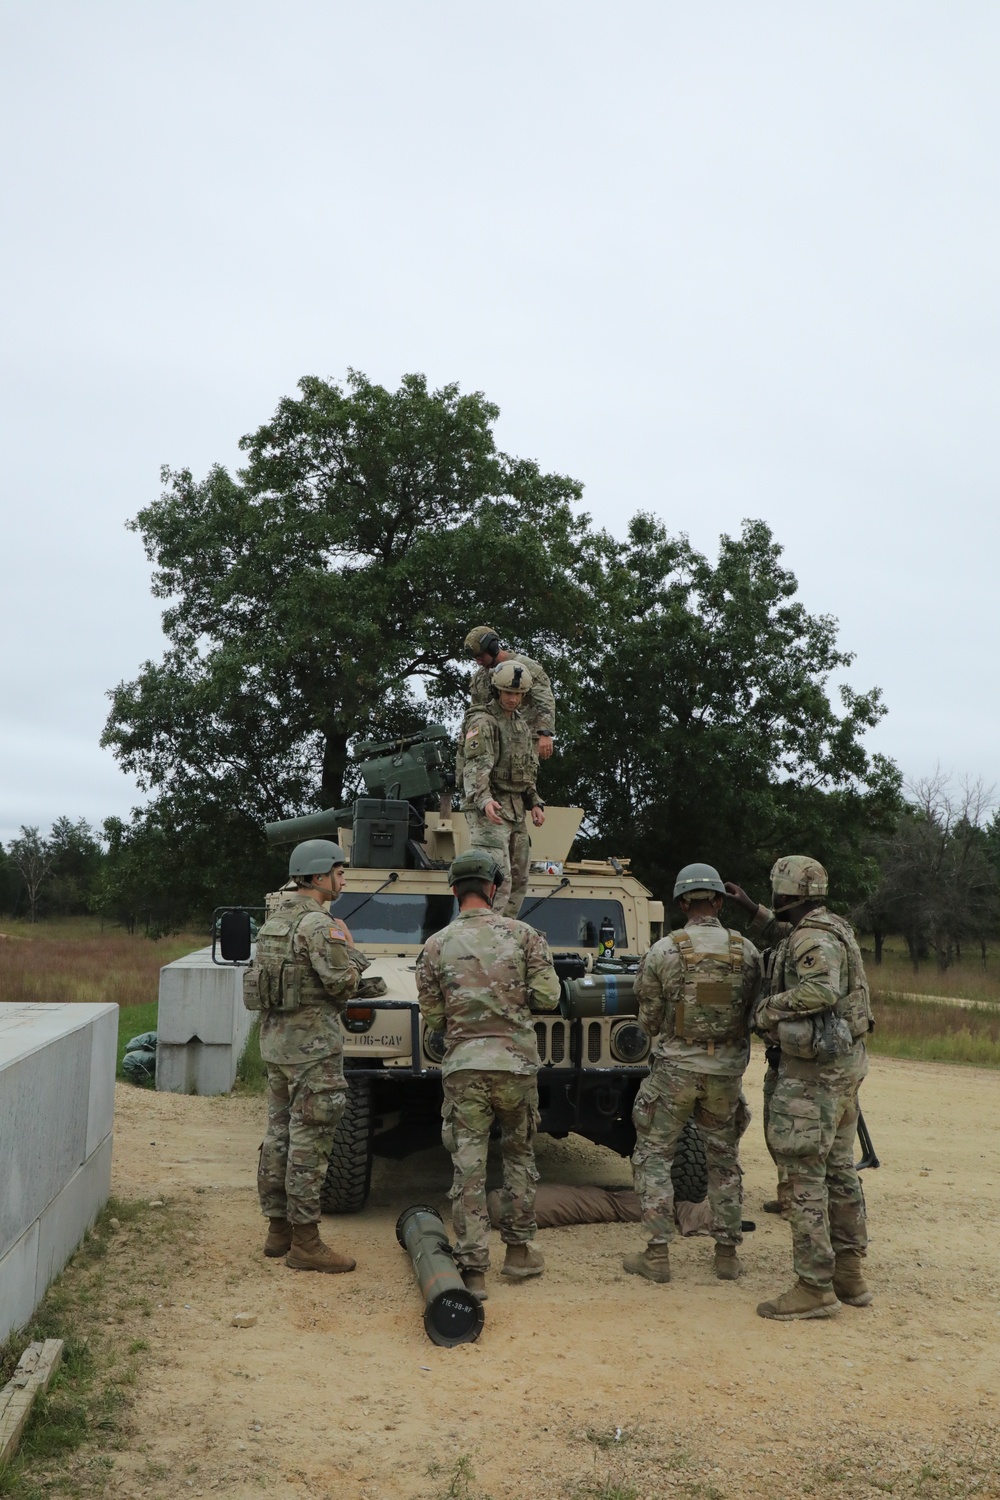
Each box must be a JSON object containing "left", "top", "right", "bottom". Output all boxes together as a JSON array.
[
  {"left": 777, "top": 1009, "right": 855, "bottom": 1063},
  {"left": 254, "top": 909, "right": 321, "bottom": 1014},
  {"left": 241, "top": 966, "right": 261, "bottom": 1013}
]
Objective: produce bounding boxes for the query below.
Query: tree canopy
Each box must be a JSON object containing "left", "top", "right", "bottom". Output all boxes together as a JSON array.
[
  {"left": 101, "top": 369, "right": 898, "bottom": 925},
  {"left": 543, "top": 513, "right": 900, "bottom": 906},
  {"left": 104, "top": 370, "right": 604, "bottom": 818}
]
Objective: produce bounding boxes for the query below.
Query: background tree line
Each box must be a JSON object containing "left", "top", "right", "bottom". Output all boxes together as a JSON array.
[{"left": 4, "top": 370, "right": 996, "bottom": 955}]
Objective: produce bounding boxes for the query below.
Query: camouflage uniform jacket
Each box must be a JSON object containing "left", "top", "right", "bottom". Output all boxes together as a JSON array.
[
  {"left": 461, "top": 701, "right": 541, "bottom": 819},
  {"left": 416, "top": 908, "right": 560, "bottom": 1077},
  {"left": 751, "top": 904, "right": 869, "bottom": 1036},
  {"left": 467, "top": 652, "right": 556, "bottom": 739},
  {"left": 634, "top": 916, "right": 763, "bottom": 1077},
  {"left": 257, "top": 891, "right": 370, "bottom": 1066}
]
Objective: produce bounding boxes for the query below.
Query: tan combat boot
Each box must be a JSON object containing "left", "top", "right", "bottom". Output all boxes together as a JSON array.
[
  {"left": 756, "top": 1279, "right": 839, "bottom": 1320},
  {"left": 714, "top": 1244, "right": 743, "bottom": 1281},
  {"left": 623, "top": 1242, "right": 671, "bottom": 1283},
  {"left": 263, "top": 1217, "right": 293, "bottom": 1257},
  {"left": 501, "top": 1243, "right": 545, "bottom": 1280},
  {"left": 833, "top": 1250, "right": 873, "bottom": 1307},
  {"left": 285, "top": 1222, "right": 356, "bottom": 1274},
  {"left": 462, "top": 1269, "right": 489, "bottom": 1301}
]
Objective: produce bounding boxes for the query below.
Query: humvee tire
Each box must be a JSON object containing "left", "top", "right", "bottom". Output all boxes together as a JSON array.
[
  {"left": 670, "top": 1119, "right": 708, "bottom": 1203},
  {"left": 320, "top": 1073, "right": 374, "bottom": 1214}
]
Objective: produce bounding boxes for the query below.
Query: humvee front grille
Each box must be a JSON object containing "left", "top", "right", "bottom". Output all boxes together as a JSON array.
[
  {"left": 533, "top": 1017, "right": 568, "bottom": 1065},
  {"left": 587, "top": 1021, "right": 602, "bottom": 1063}
]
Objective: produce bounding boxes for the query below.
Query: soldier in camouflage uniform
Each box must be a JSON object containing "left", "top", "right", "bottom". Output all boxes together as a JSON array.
[
  {"left": 416, "top": 849, "right": 561, "bottom": 1300},
  {"left": 730, "top": 856, "right": 874, "bottom": 1321},
  {"left": 624, "top": 864, "right": 763, "bottom": 1285},
  {"left": 250, "top": 838, "right": 370, "bottom": 1274},
  {"left": 462, "top": 625, "right": 556, "bottom": 760},
  {"left": 461, "top": 660, "right": 546, "bottom": 919}
]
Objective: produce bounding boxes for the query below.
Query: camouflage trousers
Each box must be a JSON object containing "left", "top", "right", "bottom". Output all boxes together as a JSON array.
[
  {"left": 463, "top": 808, "right": 530, "bottom": 918},
  {"left": 765, "top": 1042, "right": 869, "bottom": 1288},
  {"left": 762, "top": 1056, "right": 792, "bottom": 1213},
  {"left": 257, "top": 1056, "right": 347, "bottom": 1225},
  {"left": 441, "top": 1069, "right": 540, "bottom": 1272},
  {"left": 631, "top": 1060, "right": 749, "bottom": 1247}
]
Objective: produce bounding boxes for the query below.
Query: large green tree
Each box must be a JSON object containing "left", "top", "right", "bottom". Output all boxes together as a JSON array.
[
  {"left": 103, "top": 371, "right": 897, "bottom": 928},
  {"left": 543, "top": 514, "right": 901, "bottom": 909},
  {"left": 104, "top": 371, "right": 604, "bottom": 820}
]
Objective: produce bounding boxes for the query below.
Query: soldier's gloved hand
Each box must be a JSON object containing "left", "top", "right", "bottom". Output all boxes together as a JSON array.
[
  {"left": 537, "top": 734, "right": 554, "bottom": 760},
  {"left": 483, "top": 799, "right": 505, "bottom": 826}
]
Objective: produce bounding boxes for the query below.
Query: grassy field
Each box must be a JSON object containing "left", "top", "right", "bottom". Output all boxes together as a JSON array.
[
  {"left": 863, "top": 936, "right": 1000, "bottom": 1067},
  {"left": 0, "top": 916, "right": 205, "bottom": 1081},
  {"left": 5, "top": 918, "right": 1000, "bottom": 1073},
  {"left": 0, "top": 916, "right": 205, "bottom": 1008}
]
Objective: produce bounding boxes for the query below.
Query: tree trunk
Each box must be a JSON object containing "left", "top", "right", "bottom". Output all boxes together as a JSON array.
[
  {"left": 873, "top": 929, "right": 884, "bottom": 965},
  {"left": 905, "top": 931, "right": 920, "bottom": 973},
  {"left": 321, "top": 730, "right": 351, "bottom": 810}
]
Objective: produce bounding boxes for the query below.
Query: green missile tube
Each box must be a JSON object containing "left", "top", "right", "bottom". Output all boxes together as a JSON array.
[
  {"left": 395, "top": 1206, "right": 485, "bottom": 1347},
  {"left": 264, "top": 807, "right": 348, "bottom": 847}
]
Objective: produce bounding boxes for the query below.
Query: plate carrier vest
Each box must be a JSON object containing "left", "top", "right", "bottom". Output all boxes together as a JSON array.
[{"left": 668, "top": 928, "right": 747, "bottom": 1046}]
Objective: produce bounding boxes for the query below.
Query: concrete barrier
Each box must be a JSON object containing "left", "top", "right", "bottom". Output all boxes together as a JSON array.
[
  {"left": 155, "top": 947, "right": 253, "bottom": 1095},
  {"left": 0, "top": 1002, "right": 117, "bottom": 1342}
]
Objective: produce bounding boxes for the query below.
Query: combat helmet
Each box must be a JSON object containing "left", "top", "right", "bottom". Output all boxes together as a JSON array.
[
  {"left": 770, "top": 855, "right": 828, "bottom": 907},
  {"left": 492, "top": 660, "right": 533, "bottom": 694},
  {"left": 448, "top": 849, "right": 503, "bottom": 889},
  {"left": 465, "top": 625, "right": 502, "bottom": 658},
  {"left": 288, "top": 839, "right": 348, "bottom": 879},
  {"left": 673, "top": 863, "right": 726, "bottom": 901}
]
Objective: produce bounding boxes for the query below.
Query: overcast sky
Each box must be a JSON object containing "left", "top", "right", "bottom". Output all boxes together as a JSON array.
[{"left": 2, "top": 2, "right": 998, "bottom": 842}]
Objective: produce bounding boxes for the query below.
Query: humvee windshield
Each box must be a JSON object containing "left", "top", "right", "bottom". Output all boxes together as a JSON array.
[{"left": 332, "top": 893, "right": 628, "bottom": 949}]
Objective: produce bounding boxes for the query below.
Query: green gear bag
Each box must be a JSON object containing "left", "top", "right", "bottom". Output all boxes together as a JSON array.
[{"left": 669, "top": 929, "right": 747, "bottom": 1044}]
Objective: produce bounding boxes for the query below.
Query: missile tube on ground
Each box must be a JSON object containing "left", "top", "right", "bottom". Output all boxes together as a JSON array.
[{"left": 395, "top": 1205, "right": 485, "bottom": 1347}]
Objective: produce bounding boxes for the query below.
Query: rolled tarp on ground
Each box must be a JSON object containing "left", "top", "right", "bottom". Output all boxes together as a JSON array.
[
  {"left": 486, "top": 1183, "right": 715, "bottom": 1235},
  {"left": 395, "top": 1206, "right": 485, "bottom": 1347}
]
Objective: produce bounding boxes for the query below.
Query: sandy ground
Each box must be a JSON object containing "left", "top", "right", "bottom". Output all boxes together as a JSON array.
[{"left": 101, "top": 1052, "right": 1000, "bottom": 1500}]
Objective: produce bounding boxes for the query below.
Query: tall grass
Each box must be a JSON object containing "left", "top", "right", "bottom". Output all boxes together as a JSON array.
[
  {"left": 865, "top": 935, "right": 1000, "bottom": 1004},
  {"left": 869, "top": 994, "right": 1000, "bottom": 1068},
  {"left": 0, "top": 915, "right": 204, "bottom": 1009}
]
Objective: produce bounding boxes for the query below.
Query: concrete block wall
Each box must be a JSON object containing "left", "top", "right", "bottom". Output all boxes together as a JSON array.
[
  {"left": 156, "top": 947, "right": 254, "bottom": 1095},
  {"left": 0, "top": 1002, "right": 117, "bottom": 1342}
]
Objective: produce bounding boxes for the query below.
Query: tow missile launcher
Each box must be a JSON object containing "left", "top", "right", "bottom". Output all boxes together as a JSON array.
[{"left": 238, "top": 726, "right": 708, "bottom": 1215}]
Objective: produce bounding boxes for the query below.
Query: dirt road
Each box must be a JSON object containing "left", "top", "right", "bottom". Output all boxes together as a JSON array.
[{"left": 104, "top": 1052, "right": 1000, "bottom": 1500}]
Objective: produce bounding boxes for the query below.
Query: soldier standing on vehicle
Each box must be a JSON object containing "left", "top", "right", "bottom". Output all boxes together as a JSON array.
[
  {"left": 416, "top": 849, "right": 561, "bottom": 1301},
  {"left": 252, "top": 839, "right": 370, "bottom": 1274},
  {"left": 462, "top": 625, "right": 556, "bottom": 760},
  {"left": 727, "top": 857, "right": 874, "bottom": 1320},
  {"left": 624, "top": 864, "right": 763, "bottom": 1285},
  {"left": 461, "top": 660, "right": 545, "bottom": 919}
]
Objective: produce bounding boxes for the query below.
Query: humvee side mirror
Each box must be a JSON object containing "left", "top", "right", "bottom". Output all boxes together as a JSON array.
[{"left": 215, "top": 908, "right": 254, "bottom": 965}]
